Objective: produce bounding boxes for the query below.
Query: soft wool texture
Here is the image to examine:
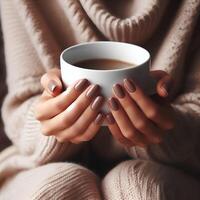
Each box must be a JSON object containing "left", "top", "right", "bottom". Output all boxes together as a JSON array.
[{"left": 0, "top": 0, "right": 200, "bottom": 199}]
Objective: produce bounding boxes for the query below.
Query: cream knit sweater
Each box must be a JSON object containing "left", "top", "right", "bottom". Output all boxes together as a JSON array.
[{"left": 0, "top": 0, "right": 200, "bottom": 199}]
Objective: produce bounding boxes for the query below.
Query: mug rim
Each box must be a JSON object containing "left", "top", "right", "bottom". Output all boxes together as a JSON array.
[{"left": 60, "top": 41, "right": 150, "bottom": 73}]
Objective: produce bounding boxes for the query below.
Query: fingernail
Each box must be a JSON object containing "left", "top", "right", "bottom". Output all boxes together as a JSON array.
[
  {"left": 74, "top": 79, "right": 88, "bottom": 91},
  {"left": 106, "top": 113, "right": 115, "bottom": 124},
  {"left": 94, "top": 113, "right": 104, "bottom": 125},
  {"left": 108, "top": 97, "right": 119, "bottom": 111},
  {"left": 113, "top": 84, "right": 125, "bottom": 98},
  {"left": 124, "top": 79, "right": 136, "bottom": 93},
  {"left": 48, "top": 80, "right": 58, "bottom": 93},
  {"left": 161, "top": 82, "right": 170, "bottom": 96},
  {"left": 91, "top": 96, "right": 104, "bottom": 111},
  {"left": 160, "top": 87, "right": 168, "bottom": 97},
  {"left": 86, "top": 85, "right": 99, "bottom": 99}
]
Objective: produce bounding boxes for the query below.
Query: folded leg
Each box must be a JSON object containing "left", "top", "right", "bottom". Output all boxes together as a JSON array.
[
  {"left": 102, "top": 160, "right": 200, "bottom": 200},
  {"left": 0, "top": 162, "right": 102, "bottom": 200}
]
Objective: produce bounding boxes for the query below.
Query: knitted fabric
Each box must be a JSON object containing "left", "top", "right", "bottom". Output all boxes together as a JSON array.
[{"left": 0, "top": 0, "right": 200, "bottom": 199}]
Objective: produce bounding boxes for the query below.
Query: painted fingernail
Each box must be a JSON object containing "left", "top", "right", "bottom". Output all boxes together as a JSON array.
[
  {"left": 48, "top": 80, "right": 58, "bottom": 93},
  {"left": 124, "top": 79, "right": 136, "bottom": 93},
  {"left": 94, "top": 113, "right": 104, "bottom": 125},
  {"left": 160, "top": 87, "right": 168, "bottom": 97},
  {"left": 86, "top": 85, "right": 100, "bottom": 99},
  {"left": 108, "top": 97, "right": 119, "bottom": 111},
  {"left": 160, "top": 81, "right": 171, "bottom": 97},
  {"left": 91, "top": 96, "right": 104, "bottom": 111},
  {"left": 106, "top": 113, "right": 115, "bottom": 124},
  {"left": 74, "top": 79, "right": 88, "bottom": 91},
  {"left": 113, "top": 84, "right": 125, "bottom": 98}
]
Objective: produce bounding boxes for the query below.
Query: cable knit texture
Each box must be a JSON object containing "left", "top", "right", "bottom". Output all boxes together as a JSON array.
[{"left": 0, "top": 0, "right": 200, "bottom": 199}]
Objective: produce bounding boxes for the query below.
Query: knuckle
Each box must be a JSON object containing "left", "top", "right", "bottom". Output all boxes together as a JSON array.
[
  {"left": 134, "top": 119, "right": 149, "bottom": 131},
  {"left": 147, "top": 107, "right": 159, "bottom": 120},
  {"left": 34, "top": 104, "right": 42, "bottom": 120},
  {"left": 35, "top": 109, "right": 45, "bottom": 121},
  {"left": 56, "top": 136, "right": 65, "bottom": 143},
  {"left": 123, "top": 129, "right": 135, "bottom": 140},
  {"left": 41, "top": 125, "right": 53, "bottom": 136},
  {"left": 35, "top": 110, "right": 42, "bottom": 121}
]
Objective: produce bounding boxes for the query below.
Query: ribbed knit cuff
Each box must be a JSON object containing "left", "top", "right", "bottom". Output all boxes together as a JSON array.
[
  {"left": 19, "top": 98, "right": 82, "bottom": 166},
  {"left": 147, "top": 105, "right": 198, "bottom": 164}
]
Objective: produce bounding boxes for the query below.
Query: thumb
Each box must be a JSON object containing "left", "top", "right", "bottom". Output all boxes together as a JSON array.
[
  {"left": 150, "top": 70, "right": 173, "bottom": 98},
  {"left": 40, "top": 68, "right": 63, "bottom": 97}
]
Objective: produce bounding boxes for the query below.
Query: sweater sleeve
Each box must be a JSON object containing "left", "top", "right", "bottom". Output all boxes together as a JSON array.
[
  {"left": 126, "top": 40, "right": 200, "bottom": 172},
  {"left": 0, "top": 0, "right": 82, "bottom": 166},
  {"left": 147, "top": 46, "right": 200, "bottom": 170}
]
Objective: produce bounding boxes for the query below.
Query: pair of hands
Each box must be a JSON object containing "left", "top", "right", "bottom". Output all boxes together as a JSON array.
[{"left": 35, "top": 68, "right": 175, "bottom": 147}]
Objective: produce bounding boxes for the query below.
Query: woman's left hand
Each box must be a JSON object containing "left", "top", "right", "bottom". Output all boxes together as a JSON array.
[{"left": 106, "top": 70, "right": 175, "bottom": 148}]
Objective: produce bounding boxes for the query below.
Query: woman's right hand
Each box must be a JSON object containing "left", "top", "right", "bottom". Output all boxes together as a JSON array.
[{"left": 35, "top": 68, "right": 105, "bottom": 144}]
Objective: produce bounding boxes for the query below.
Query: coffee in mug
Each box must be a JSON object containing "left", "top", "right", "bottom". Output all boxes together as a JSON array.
[
  {"left": 60, "top": 41, "right": 156, "bottom": 114},
  {"left": 74, "top": 59, "right": 136, "bottom": 70}
]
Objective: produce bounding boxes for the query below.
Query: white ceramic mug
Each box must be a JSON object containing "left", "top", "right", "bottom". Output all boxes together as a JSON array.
[{"left": 60, "top": 41, "right": 156, "bottom": 112}]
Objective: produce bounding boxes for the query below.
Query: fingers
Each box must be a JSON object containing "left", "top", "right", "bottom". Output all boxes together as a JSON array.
[
  {"left": 70, "top": 113, "right": 105, "bottom": 144},
  {"left": 57, "top": 96, "right": 104, "bottom": 140},
  {"left": 40, "top": 84, "right": 101, "bottom": 135},
  {"left": 107, "top": 97, "right": 149, "bottom": 145},
  {"left": 40, "top": 68, "right": 62, "bottom": 97},
  {"left": 52, "top": 98, "right": 104, "bottom": 142},
  {"left": 112, "top": 84, "right": 163, "bottom": 143},
  {"left": 35, "top": 79, "right": 90, "bottom": 120},
  {"left": 124, "top": 79, "right": 174, "bottom": 130},
  {"left": 156, "top": 74, "right": 173, "bottom": 98},
  {"left": 150, "top": 70, "right": 173, "bottom": 98},
  {"left": 106, "top": 113, "right": 135, "bottom": 147}
]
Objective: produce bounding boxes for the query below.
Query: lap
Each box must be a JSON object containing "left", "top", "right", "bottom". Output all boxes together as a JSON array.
[
  {"left": 0, "top": 162, "right": 101, "bottom": 200},
  {"left": 102, "top": 159, "right": 200, "bottom": 200}
]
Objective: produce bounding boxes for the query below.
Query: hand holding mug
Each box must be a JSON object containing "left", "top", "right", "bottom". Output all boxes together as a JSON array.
[
  {"left": 106, "top": 70, "right": 175, "bottom": 147},
  {"left": 35, "top": 68, "right": 105, "bottom": 144}
]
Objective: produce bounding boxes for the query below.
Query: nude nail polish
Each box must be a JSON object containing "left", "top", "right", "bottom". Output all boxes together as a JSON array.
[
  {"left": 124, "top": 79, "right": 136, "bottom": 93},
  {"left": 74, "top": 79, "right": 88, "bottom": 91},
  {"left": 91, "top": 96, "right": 104, "bottom": 111},
  {"left": 86, "top": 85, "right": 99, "bottom": 99},
  {"left": 108, "top": 97, "right": 119, "bottom": 111},
  {"left": 113, "top": 84, "right": 125, "bottom": 98}
]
